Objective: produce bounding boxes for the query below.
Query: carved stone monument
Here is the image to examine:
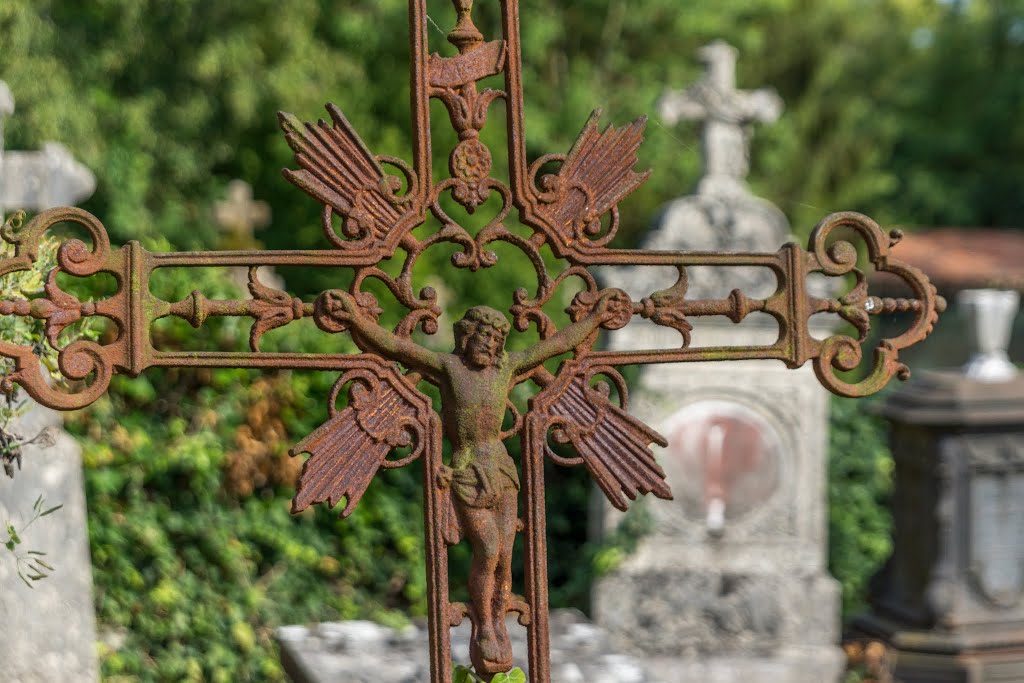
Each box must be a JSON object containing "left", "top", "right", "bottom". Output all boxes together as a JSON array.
[
  {"left": 857, "top": 289, "right": 1024, "bottom": 682},
  {"left": 594, "top": 43, "right": 844, "bottom": 683},
  {"left": 213, "top": 178, "right": 282, "bottom": 292},
  {"left": 0, "top": 80, "right": 100, "bottom": 682},
  {"left": 0, "top": 81, "right": 95, "bottom": 224}
]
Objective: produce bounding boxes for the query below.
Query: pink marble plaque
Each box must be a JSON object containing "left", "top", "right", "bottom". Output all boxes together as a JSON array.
[{"left": 666, "top": 400, "right": 781, "bottom": 528}]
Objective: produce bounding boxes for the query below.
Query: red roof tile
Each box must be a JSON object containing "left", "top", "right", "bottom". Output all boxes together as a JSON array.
[{"left": 871, "top": 228, "right": 1024, "bottom": 293}]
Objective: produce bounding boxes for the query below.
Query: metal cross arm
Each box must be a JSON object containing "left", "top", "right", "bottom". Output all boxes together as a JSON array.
[{"left": 0, "top": 2, "right": 944, "bottom": 682}]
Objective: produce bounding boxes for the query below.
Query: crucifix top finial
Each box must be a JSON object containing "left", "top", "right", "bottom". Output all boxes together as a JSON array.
[
  {"left": 698, "top": 40, "right": 739, "bottom": 92},
  {"left": 658, "top": 41, "right": 783, "bottom": 197}
]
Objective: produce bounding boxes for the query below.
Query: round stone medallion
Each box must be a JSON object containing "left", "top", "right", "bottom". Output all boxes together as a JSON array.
[{"left": 664, "top": 400, "right": 782, "bottom": 524}]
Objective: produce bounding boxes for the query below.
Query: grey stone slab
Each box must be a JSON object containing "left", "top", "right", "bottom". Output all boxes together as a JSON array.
[{"left": 277, "top": 610, "right": 662, "bottom": 683}]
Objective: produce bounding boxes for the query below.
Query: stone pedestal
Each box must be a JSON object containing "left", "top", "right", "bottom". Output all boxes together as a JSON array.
[
  {"left": 0, "top": 401, "right": 99, "bottom": 682},
  {"left": 856, "top": 371, "right": 1024, "bottom": 682},
  {"left": 591, "top": 41, "right": 843, "bottom": 683}
]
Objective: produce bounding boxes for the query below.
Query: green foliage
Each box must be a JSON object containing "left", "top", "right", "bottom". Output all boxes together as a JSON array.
[
  {"left": 828, "top": 395, "right": 894, "bottom": 617},
  {"left": 454, "top": 664, "right": 527, "bottom": 683},
  {"left": 71, "top": 377, "right": 426, "bottom": 679},
  {"left": 66, "top": 264, "right": 427, "bottom": 680}
]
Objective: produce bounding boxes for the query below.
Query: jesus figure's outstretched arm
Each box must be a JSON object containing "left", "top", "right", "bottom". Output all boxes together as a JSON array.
[
  {"left": 510, "top": 289, "right": 629, "bottom": 374},
  {"left": 316, "top": 290, "right": 445, "bottom": 376}
]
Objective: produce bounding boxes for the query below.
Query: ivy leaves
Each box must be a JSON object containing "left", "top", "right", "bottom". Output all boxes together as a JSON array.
[{"left": 453, "top": 664, "right": 527, "bottom": 683}]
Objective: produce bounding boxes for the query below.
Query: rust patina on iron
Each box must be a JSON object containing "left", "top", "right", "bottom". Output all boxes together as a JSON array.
[{"left": 0, "top": 1, "right": 944, "bottom": 681}]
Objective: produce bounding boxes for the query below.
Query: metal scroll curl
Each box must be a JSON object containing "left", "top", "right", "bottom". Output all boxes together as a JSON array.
[
  {"left": 0, "top": 208, "right": 123, "bottom": 410},
  {"left": 808, "top": 211, "right": 945, "bottom": 398},
  {"left": 1, "top": 207, "right": 111, "bottom": 279}
]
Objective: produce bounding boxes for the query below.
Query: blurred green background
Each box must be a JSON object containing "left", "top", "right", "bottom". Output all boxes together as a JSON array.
[{"left": 2, "top": 0, "right": 1022, "bottom": 680}]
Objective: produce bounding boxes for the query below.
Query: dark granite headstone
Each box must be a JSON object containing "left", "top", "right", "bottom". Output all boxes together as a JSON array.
[{"left": 856, "top": 371, "right": 1024, "bottom": 682}]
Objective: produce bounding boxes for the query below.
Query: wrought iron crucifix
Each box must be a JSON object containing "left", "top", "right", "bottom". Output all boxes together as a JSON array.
[{"left": 0, "top": 1, "right": 943, "bottom": 681}]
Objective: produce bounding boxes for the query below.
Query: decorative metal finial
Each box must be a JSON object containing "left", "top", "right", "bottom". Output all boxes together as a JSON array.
[{"left": 449, "top": 0, "right": 484, "bottom": 54}]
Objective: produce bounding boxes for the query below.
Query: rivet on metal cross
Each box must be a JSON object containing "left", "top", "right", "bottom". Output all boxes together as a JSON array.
[{"left": 0, "top": 2, "right": 944, "bottom": 682}]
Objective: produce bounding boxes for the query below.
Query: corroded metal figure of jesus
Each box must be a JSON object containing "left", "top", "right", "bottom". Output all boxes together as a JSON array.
[
  {"left": 0, "top": 1, "right": 944, "bottom": 682},
  {"left": 318, "top": 289, "right": 629, "bottom": 671}
]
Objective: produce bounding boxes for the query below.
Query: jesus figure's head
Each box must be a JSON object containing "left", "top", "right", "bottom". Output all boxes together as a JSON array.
[{"left": 454, "top": 306, "right": 510, "bottom": 369}]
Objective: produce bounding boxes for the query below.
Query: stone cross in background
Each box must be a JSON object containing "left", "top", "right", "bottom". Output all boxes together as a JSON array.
[
  {"left": 597, "top": 43, "right": 844, "bottom": 683},
  {"left": 214, "top": 178, "right": 282, "bottom": 292},
  {"left": 214, "top": 179, "right": 271, "bottom": 250},
  {"left": 641, "top": 42, "right": 788, "bottom": 300},
  {"left": 0, "top": 80, "right": 100, "bottom": 683},
  {"left": 658, "top": 40, "right": 782, "bottom": 199},
  {"left": 0, "top": 81, "right": 95, "bottom": 223}
]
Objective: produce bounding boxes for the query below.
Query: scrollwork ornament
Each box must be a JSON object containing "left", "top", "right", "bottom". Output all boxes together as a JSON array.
[
  {"left": 809, "top": 212, "right": 943, "bottom": 397},
  {"left": 0, "top": 338, "right": 115, "bottom": 411},
  {"left": 1, "top": 207, "right": 111, "bottom": 280}
]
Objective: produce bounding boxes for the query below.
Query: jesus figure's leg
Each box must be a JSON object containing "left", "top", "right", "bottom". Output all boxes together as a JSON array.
[
  {"left": 458, "top": 504, "right": 511, "bottom": 674},
  {"left": 491, "top": 488, "right": 518, "bottom": 664}
]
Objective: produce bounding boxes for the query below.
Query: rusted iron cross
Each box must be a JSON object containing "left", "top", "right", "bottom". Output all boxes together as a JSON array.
[{"left": 0, "top": 2, "right": 943, "bottom": 681}]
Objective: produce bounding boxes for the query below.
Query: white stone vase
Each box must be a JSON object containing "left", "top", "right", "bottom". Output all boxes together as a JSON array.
[{"left": 958, "top": 288, "right": 1020, "bottom": 382}]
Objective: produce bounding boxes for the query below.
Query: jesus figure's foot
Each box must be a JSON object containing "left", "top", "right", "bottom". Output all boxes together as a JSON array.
[
  {"left": 471, "top": 625, "right": 513, "bottom": 675},
  {"left": 493, "top": 613, "right": 512, "bottom": 664}
]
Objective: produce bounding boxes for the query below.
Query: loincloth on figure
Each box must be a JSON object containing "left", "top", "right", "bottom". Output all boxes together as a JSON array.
[{"left": 451, "top": 452, "right": 520, "bottom": 510}]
